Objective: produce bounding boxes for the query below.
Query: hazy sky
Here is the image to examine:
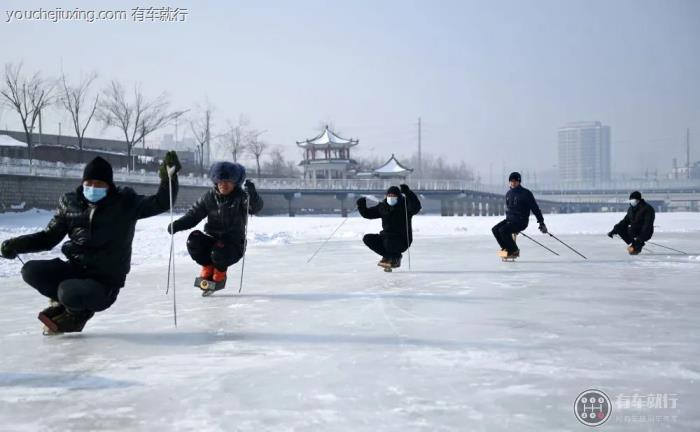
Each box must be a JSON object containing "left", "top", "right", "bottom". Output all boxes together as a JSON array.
[{"left": 0, "top": 0, "right": 698, "bottom": 181}]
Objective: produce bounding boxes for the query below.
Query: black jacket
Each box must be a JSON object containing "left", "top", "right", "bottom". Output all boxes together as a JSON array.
[
  {"left": 171, "top": 186, "right": 263, "bottom": 242},
  {"left": 10, "top": 177, "right": 178, "bottom": 287},
  {"left": 614, "top": 199, "right": 655, "bottom": 241},
  {"left": 505, "top": 185, "right": 544, "bottom": 228},
  {"left": 358, "top": 190, "right": 421, "bottom": 244}
]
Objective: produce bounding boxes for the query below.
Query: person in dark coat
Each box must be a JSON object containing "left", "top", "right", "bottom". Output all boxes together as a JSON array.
[
  {"left": 357, "top": 184, "right": 422, "bottom": 269},
  {"left": 491, "top": 172, "right": 547, "bottom": 258},
  {"left": 168, "top": 161, "right": 263, "bottom": 287},
  {"left": 0, "top": 153, "right": 181, "bottom": 334},
  {"left": 607, "top": 191, "right": 655, "bottom": 254}
]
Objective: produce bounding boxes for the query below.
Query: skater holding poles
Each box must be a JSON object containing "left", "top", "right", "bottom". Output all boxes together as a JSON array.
[
  {"left": 168, "top": 161, "right": 263, "bottom": 295},
  {"left": 358, "top": 184, "right": 421, "bottom": 271},
  {"left": 0, "top": 153, "right": 181, "bottom": 334},
  {"left": 492, "top": 172, "right": 547, "bottom": 260},
  {"left": 607, "top": 191, "right": 655, "bottom": 255}
]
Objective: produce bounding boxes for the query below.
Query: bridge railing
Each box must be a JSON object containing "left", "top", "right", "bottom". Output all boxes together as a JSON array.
[
  {"left": 0, "top": 158, "right": 501, "bottom": 192},
  {"left": 530, "top": 179, "right": 700, "bottom": 192}
]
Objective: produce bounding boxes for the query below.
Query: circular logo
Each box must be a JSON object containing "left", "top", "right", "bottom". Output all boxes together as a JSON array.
[{"left": 574, "top": 389, "right": 611, "bottom": 427}]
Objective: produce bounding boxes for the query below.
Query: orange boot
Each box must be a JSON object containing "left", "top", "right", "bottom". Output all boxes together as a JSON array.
[
  {"left": 213, "top": 268, "right": 227, "bottom": 283},
  {"left": 200, "top": 264, "right": 215, "bottom": 280}
]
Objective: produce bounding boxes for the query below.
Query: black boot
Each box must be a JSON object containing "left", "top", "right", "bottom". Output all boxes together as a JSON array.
[
  {"left": 390, "top": 256, "right": 402, "bottom": 268},
  {"left": 53, "top": 310, "right": 95, "bottom": 333}
]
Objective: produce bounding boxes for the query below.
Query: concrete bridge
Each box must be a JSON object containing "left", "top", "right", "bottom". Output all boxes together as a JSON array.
[{"left": 0, "top": 162, "right": 694, "bottom": 215}]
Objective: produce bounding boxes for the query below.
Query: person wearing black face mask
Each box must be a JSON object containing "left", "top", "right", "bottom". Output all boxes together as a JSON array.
[
  {"left": 607, "top": 191, "right": 656, "bottom": 255},
  {"left": 0, "top": 153, "right": 181, "bottom": 334},
  {"left": 357, "top": 184, "right": 421, "bottom": 269}
]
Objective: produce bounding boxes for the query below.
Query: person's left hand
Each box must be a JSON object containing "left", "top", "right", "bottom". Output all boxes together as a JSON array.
[
  {"left": 538, "top": 222, "right": 548, "bottom": 234},
  {"left": 400, "top": 184, "right": 410, "bottom": 194}
]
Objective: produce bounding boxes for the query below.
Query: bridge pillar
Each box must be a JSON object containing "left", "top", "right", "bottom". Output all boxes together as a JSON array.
[
  {"left": 480, "top": 199, "right": 488, "bottom": 216},
  {"left": 335, "top": 193, "right": 349, "bottom": 217},
  {"left": 283, "top": 193, "right": 297, "bottom": 217},
  {"left": 457, "top": 200, "right": 464, "bottom": 216},
  {"left": 465, "top": 199, "right": 474, "bottom": 216},
  {"left": 440, "top": 200, "right": 448, "bottom": 216}
]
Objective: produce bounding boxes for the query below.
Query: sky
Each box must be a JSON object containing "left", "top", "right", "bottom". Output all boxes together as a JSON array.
[{"left": 0, "top": 0, "right": 698, "bottom": 182}]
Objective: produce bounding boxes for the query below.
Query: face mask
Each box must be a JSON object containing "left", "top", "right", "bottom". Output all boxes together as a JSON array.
[
  {"left": 83, "top": 185, "right": 108, "bottom": 203},
  {"left": 629, "top": 199, "right": 639, "bottom": 207},
  {"left": 387, "top": 196, "right": 398, "bottom": 206}
]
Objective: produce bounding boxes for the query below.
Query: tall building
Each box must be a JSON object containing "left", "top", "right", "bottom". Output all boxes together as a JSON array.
[{"left": 558, "top": 121, "right": 611, "bottom": 183}]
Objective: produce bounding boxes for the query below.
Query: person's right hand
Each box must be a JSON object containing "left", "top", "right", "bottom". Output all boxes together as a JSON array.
[
  {"left": 356, "top": 197, "right": 367, "bottom": 208},
  {"left": 607, "top": 230, "right": 614, "bottom": 238},
  {"left": 167, "top": 223, "right": 178, "bottom": 235},
  {"left": 1, "top": 239, "right": 18, "bottom": 260}
]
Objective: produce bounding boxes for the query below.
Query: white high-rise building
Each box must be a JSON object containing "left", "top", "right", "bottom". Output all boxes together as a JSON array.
[{"left": 558, "top": 121, "right": 611, "bottom": 183}]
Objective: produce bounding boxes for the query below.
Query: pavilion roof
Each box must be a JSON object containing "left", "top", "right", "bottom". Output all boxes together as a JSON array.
[{"left": 297, "top": 126, "right": 359, "bottom": 148}]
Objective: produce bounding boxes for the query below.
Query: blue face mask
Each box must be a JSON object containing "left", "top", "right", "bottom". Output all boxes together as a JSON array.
[
  {"left": 83, "top": 185, "right": 108, "bottom": 203},
  {"left": 387, "top": 196, "right": 399, "bottom": 206}
]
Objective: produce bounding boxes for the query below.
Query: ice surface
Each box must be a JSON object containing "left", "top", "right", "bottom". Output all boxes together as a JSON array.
[{"left": 0, "top": 211, "right": 699, "bottom": 431}]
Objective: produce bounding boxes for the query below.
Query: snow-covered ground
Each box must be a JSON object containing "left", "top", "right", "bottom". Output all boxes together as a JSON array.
[{"left": 0, "top": 211, "right": 699, "bottom": 431}]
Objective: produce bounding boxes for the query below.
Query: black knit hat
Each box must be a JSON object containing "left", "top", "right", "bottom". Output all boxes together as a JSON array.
[
  {"left": 386, "top": 186, "right": 401, "bottom": 196},
  {"left": 83, "top": 157, "right": 114, "bottom": 185},
  {"left": 629, "top": 191, "right": 642, "bottom": 200},
  {"left": 509, "top": 172, "right": 522, "bottom": 182}
]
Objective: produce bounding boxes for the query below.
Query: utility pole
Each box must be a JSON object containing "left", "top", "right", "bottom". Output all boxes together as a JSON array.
[
  {"left": 687, "top": 128, "right": 691, "bottom": 179},
  {"left": 417, "top": 117, "right": 422, "bottom": 178},
  {"left": 205, "top": 109, "right": 211, "bottom": 166}
]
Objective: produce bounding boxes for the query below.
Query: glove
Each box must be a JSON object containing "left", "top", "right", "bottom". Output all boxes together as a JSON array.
[
  {"left": 167, "top": 223, "right": 177, "bottom": 235},
  {"left": 159, "top": 151, "right": 181, "bottom": 180},
  {"left": 538, "top": 222, "right": 548, "bottom": 234},
  {"left": 607, "top": 230, "right": 615, "bottom": 238},
  {"left": 1, "top": 239, "right": 17, "bottom": 260},
  {"left": 244, "top": 179, "right": 256, "bottom": 193},
  {"left": 356, "top": 197, "right": 367, "bottom": 208},
  {"left": 400, "top": 184, "right": 410, "bottom": 194}
]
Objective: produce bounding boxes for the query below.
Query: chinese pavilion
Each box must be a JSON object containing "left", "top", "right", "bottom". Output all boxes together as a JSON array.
[{"left": 297, "top": 126, "right": 359, "bottom": 181}]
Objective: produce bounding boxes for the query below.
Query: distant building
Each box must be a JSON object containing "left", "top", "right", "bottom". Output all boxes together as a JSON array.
[
  {"left": 0, "top": 130, "right": 197, "bottom": 173},
  {"left": 296, "top": 126, "right": 358, "bottom": 182},
  {"left": 371, "top": 154, "right": 413, "bottom": 179},
  {"left": 558, "top": 121, "right": 611, "bottom": 183}
]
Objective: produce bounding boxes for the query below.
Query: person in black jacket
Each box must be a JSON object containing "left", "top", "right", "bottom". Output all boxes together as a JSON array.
[
  {"left": 168, "top": 161, "right": 263, "bottom": 288},
  {"left": 491, "top": 172, "right": 547, "bottom": 258},
  {"left": 0, "top": 153, "right": 181, "bottom": 334},
  {"left": 607, "top": 191, "right": 655, "bottom": 255},
  {"left": 357, "top": 184, "right": 421, "bottom": 269}
]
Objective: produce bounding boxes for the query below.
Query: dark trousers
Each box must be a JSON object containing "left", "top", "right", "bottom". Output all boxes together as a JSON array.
[
  {"left": 21, "top": 258, "right": 119, "bottom": 312},
  {"left": 187, "top": 230, "right": 243, "bottom": 271},
  {"left": 492, "top": 219, "right": 526, "bottom": 252},
  {"left": 616, "top": 226, "right": 647, "bottom": 249},
  {"left": 362, "top": 233, "right": 407, "bottom": 259}
]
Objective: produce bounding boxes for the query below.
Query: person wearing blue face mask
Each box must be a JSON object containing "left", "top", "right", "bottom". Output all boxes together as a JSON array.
[
  {"left": 357, "top": 184, "right": 422, "bottom": 270},
  {"left": 607, "top": 191, "right": 656, "bottom": 255},
  {"left": 0, "top": 153, "right": 181, "bottom": 334}
]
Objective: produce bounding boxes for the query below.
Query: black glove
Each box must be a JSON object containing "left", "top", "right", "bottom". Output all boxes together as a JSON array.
[
  {"left": 400, "top": 184, "right": 410, "bottom": 194},
  {"left": 356, "top": 197, "right": 367, "bottom": 208},
  {"left": 167, "top": 223, "right": 177, "bottom": 235},
  {"left": 538, "top": 222, "right": 548, "bottom": 234},
  {"left": 607, "top": 230, "right": 615, "bottom": 238},
  {"left": 159, "top": 151, "right": 181, "bottom": 181},
  {"left": 244, "top": 179, "right": 256, "bottom": 194},
  {"left": 1, "top": 239, "right": 18, "bottom": 260}
]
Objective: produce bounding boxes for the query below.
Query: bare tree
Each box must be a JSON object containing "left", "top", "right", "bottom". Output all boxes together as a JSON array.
[
  {"left": 59, "top": 71, "right": 100, "bottom": 162},
  {"left": 247, "top": 130, "right": 268, "bottom": 177},
  {"left": 0, "top": 63, "right": 55, "bottom": 163},
  {"left": 99, "top": 81, "right": 184, "bottom": 172},
  {"left": 263, "top": 146, "right": 300, "bottom": 177},
  {"left": 189, "top": 104, "right": 213, "bottom": 175},
  {"left": 221, "top": 114, "right": 249, "bottom": 162}
]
